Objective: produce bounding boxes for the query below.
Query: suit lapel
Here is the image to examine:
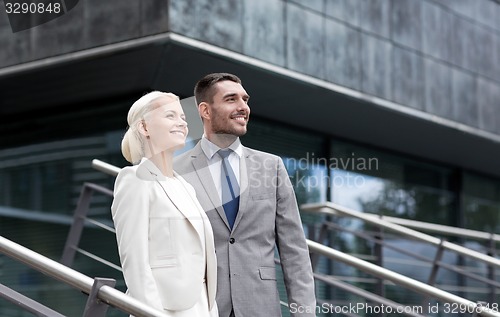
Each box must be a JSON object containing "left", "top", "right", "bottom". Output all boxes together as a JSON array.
[
  {"left": 190, "top": 145, "right": 232, "bottom": 230},
  {"left": 231, "top": 148, "right": 251, "bottom": 232},
  {"left": 139, "top": 158, "right": 204, "bottom": 239}
]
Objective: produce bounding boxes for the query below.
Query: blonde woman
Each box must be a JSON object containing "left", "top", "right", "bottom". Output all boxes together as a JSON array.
[{"left": 111, "top": 91, "right": 218, "bottom": 317}]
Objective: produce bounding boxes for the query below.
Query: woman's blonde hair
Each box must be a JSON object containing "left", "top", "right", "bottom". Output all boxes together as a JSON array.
[{"left": 121, "top": 91, "right": 179, "bottom": 164}]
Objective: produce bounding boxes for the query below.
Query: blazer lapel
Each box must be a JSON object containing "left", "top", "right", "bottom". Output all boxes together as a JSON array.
[
  {"left": 139, "top": 158, "right": 204, "bottom": 239},
  {"left": 231, "top": 148, "right": 251, "bottom": 232},
  {"left": 190, "top": 146, "right": 232, "bottom": 231}
]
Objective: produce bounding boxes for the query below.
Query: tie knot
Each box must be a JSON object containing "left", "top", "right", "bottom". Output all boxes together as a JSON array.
[{"left": 217, "top": 149, "right": 232, "bottom": 160}]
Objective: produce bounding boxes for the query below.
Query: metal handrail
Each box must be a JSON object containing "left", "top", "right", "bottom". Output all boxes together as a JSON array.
[
  {"left": 362, "top": 214, "right": 500, "bottom": 244},
  {"left": 93, "top": 158, "right": 500, "bottom": 246},
  {"left": 302, "top": 202, "right": 500, "bottom": 269},
  {"left": 0, "top": 236, "right": 171, "bottom": 317},
  {"left": 307, "top": 240, "right": 500, "bottom": 317},
  {"left": 92, "top": 159, "right": 120, "bottom": 176},
  {"left": 90, "top": 159, "right": 500, "bottom": 314}
]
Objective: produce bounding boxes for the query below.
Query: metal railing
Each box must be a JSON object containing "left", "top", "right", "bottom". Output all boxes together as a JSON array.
[
  {"left": 302, "top": 202, "right": 500, "bottom": 269},
  {"left": 361, "top": 214, "right": 500, "bottom": 244},
  {"left": 302, "top": 202, "right": 499, "bottom": 308},
  {"left": 307, "top": 240, "right": 500, "bottom": 317},
  {"left": 81, "top": 159, "right": 500, "bottom": 316},
  {"left": 0, "top": 236, "right": 173, "bottom": 317}
]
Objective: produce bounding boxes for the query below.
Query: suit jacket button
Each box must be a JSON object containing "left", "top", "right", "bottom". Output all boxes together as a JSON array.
[{"left": 229, "top": 238, "right": 235, "bottom": 244}]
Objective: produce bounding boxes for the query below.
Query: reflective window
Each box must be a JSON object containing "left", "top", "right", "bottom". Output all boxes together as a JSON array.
[{"left": 463, "top": 173, "right": 500, "bottom": 233}]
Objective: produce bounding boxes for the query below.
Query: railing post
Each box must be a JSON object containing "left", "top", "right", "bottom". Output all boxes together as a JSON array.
[
  {"left": 60, "top": 184, "right": 94, "bottom": 266},
  {"left": 374, "top": 225, "right": 385, "bottom": 300},
  {"left": 373, "top": 223, "right": 385, "bottom": 317},
  {"left": 82, "top": 277, "right": 116, "bottom": 317},
  {"left": 311, "top": 223, "right": 329, "bottom": 271},
  {"left": 487, "top": 234, "right": 496, "bottom": 306},
  {"left": 421, "top": 239, "right": 445, "bottom": 309},
  {"left": 427, "top": 239, "right": 446, "bottom": 286}
]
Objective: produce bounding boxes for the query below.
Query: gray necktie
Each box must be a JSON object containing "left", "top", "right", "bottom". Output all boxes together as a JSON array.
[{"left": 217, "top": 149, "right": 240, "bottom": 229}]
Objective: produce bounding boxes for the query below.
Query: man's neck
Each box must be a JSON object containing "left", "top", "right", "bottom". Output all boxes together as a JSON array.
[{"left": 206, "top": 133, "right": 238, "bottom": 149}]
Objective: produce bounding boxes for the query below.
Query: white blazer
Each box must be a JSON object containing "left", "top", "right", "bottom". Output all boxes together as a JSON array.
[{"left": 111, "top": 158, "right": 217, "bottom": 312}]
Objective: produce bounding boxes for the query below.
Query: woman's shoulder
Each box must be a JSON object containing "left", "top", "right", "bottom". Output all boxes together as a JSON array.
[{"left": 115, "top": 165, "right": 145, "bottom": 187}]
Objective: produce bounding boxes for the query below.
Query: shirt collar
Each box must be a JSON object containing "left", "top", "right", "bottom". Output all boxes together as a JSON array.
[{"left": 201, "top": 136, "right": 243, "bottom": 160}]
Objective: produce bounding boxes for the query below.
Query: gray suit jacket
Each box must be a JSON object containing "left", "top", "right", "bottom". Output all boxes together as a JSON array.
[{"left": 175, "top": 142, "right": 316, "bottom": 317}]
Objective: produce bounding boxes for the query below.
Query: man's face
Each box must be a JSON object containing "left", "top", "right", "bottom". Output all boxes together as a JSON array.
[{"left": 205, "top": 80, "right": 250, "bottom": 137}]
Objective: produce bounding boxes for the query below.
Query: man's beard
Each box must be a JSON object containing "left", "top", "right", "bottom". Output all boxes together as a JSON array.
[{"left": 212, "top": 120, "right": 247, "bottom": 137}]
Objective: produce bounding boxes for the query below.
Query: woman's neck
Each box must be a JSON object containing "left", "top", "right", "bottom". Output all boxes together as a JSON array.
[{"left": 149, "top": 151, "right": 174, "bottom": 178}]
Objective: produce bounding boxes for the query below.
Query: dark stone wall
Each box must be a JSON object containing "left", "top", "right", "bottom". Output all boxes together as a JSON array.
[{"left": 1, "top": 0, "right": 499, "bottom": 134}]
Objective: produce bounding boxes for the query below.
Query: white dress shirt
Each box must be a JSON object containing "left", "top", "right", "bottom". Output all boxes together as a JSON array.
[{"left": 200, "top": 136, "right": 242, "bottom": 200}]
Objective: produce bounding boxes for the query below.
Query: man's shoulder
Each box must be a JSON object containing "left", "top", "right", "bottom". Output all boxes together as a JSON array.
[
  {"left": 243, "top": 146, "right": 281, "bottom": 161},
  {"left": 174, "top": 148, "right": 195, "bottom": 161},
  {"left": 173, "top": 146, "right": 198, "bottom": 174}
]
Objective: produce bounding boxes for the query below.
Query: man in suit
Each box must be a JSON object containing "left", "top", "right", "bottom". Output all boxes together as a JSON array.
[{"left": 175, "top": 73, "right": 316, "bottom": 317}]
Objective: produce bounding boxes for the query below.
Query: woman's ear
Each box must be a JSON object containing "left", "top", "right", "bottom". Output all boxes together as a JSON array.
[
  {"left": 199, "top": 102, "right": 211, "bottom": 121},
  {"left": 137, "top": 119, "right": 149, "bottom": 137}
]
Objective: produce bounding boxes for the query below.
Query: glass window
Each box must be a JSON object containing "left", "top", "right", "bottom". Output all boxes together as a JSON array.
[
  {"left": 330, "top": 140, "right": 457, "bottom": 224},
  {"left": 327, "top": 140, "right": 461, "bottom": 307},
  {"left": 463, "top": 172, "right": 500, "bottom": 233},
  {"left": 242, "top": 117, "right": 328, "bottom": 210}
]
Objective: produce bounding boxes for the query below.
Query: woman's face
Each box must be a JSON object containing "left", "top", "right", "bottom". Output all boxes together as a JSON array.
[{"left": 143, "top": 96, "right": 188, "bottom": 154}]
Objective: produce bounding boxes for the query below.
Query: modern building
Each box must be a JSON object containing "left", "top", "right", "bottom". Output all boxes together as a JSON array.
[{"left": 1, "top": 0, "right": 499, "bottom": 316}]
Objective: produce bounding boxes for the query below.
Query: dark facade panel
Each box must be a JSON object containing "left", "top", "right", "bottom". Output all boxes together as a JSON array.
[
  {"left": 358, "top": 0, "right": 391, "bottom": 38},
  {"left": 242, "top": 0, "right": 285, "bottom": 67},
  {"left": 324, "top": 18, "right": 361, "bottom": 91},
  {"left": 392, "top": 46, "right": 425, "bottom": 110},
  {"left": 360, "top": 33, "right": 392, "bottom": 100},
  {"left": 478, "top": 77, "right": 500, "bottom": 134},
  {"left": 451, "top": 68, "right": 479, "bottom": 128},
  {"left": 325, "top": 0, "right": 361, "bottom": 28},
  {"left": 288, "top": 0, "right": 323, "bottom": 13},
  {"left": 424, "top": 58, "right": 453, "bottom": 118},
  {"left": 422, "top": 1, "right": 453, "bottom": 63},
  {"left": 391, "top": 0, "right": 422, "bottom": 51},
  {"left": 286, "top": 2, "right": 324, "bottom": 79},
  {"left": 170, "top": 0, "right": 244, "bottom": 53}
]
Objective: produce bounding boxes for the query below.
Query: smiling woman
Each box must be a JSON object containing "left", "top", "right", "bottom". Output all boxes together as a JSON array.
[
  {"left": 121, "top": 92, "right": 186, "bottom": 167},
  {"left": 111, "top": 91, "right": 219, "bottom": 317}
]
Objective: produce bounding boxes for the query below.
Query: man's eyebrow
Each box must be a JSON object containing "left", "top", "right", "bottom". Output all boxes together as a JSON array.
[
  {"left": 222, "top": 92, "right": 250, "bottom": 100},
  {"left": 222, "top": 92, "right": 238, "bottom": 99}
]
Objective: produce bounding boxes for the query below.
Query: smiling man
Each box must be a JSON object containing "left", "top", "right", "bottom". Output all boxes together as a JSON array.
[{"left": 174, "top": 73, "right": 316, "bottom": 317}]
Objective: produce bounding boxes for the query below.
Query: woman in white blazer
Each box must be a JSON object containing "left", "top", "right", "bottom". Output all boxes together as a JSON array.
[{"left": 111, "top": 91, "right": 218, "bottom": 317}]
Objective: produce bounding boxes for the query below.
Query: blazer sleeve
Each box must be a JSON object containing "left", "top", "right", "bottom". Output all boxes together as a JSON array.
[
  {"left": 111, "top": 167, "right": 164, "bottom": 311},
  {"left": 274, "top": 157, "right": 317, "bottom": 317}
]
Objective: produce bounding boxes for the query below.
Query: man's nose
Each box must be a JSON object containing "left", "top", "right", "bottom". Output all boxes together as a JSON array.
[{"left": 236, "top": 98, "right": 249, "bottom": 110}]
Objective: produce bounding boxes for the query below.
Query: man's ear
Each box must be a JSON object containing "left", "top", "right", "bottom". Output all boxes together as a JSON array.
[{"left": 199, "top": 102, "right": 211, "bottom": 121}]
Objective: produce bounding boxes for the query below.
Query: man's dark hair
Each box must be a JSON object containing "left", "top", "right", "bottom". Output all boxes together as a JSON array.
[{"left": 194, "top": 73, "right": 242, "bottom": 105}]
